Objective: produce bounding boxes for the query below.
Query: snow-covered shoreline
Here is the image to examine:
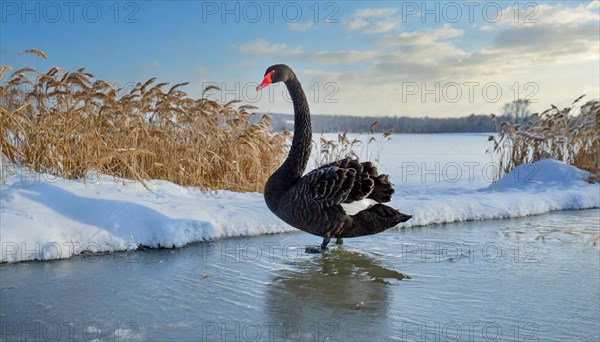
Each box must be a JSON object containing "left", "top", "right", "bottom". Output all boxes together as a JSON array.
[{"left": 1, "top": 158, "right": 598, "bottom": 263}]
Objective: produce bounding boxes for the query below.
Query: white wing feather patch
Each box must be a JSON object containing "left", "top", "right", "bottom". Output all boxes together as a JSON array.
[{"left": 340, "top": 198, "right": 378, "bottom": 215}]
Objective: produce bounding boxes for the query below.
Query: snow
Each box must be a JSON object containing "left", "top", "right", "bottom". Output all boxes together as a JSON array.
[
  {"left": 487, "top": 158, "right": 593, "bottom": 190},
  {"left": 0, "top": 172, "right": 292, "bottom": 262},
  {"left": 1, "top": 134, "right": 598, "bottom": 263},
  {"left": 397, "top": 158, "right": 599, "bottom": 227}
]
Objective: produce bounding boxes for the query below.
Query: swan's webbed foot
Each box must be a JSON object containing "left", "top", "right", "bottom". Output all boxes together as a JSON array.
[
  {"left": 335, "top": 237, "right": 344, "bottom": 245},
  {"left": 304, "top": 237, "right": 332, "bottom": 254},
  {"left": 305, "top": 246, "right": 325, "bottom": 254}
]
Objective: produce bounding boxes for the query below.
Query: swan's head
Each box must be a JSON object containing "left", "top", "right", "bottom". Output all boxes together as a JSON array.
[{"left": 256, "top": 64, "right": 294, "bottom": 91}]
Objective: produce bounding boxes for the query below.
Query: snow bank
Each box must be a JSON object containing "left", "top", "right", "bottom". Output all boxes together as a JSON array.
[
  {"left": 1, "top": 158, "right": 598, "bottom": 262},
  {"left": 487, "top": 159, "right": 595, "bottom": 191},
  {"left": 396, "top": 159, "right": 599, "bottom": 227},
  {"left": 0, "top": 173, "right": 294, "bottom": 263}
]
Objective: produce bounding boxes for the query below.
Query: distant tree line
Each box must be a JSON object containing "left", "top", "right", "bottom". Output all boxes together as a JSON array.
[
  {"left": 257, "top": 113, "right": 508, "bottom": 133},
  {"left": 255, "top": 100, "right": 532, "bottom": 133}
]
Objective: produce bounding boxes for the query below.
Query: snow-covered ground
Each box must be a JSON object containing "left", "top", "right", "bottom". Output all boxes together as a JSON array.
[{"left": 1, "top": 134, "right": 598, "bottom": 262}]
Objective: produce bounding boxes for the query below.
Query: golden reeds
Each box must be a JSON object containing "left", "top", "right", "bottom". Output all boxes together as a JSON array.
[
  {"left": 1, "top": 53, "right": 289, "bottom": 192},
  {"left": 311, "top": 122, "right": 393, "bottom": 169},
  {"left": 489, "top": 97, "right": 599, "bottom": 181}
]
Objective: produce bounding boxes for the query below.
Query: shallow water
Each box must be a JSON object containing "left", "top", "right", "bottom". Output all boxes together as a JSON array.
[{"left": 1, "top": 209, "right": 599, "bottom": 341}]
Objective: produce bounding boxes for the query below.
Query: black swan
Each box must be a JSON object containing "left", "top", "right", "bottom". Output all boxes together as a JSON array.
[{"left": 256, "top": 64, "right": 411, "bottom": 251}]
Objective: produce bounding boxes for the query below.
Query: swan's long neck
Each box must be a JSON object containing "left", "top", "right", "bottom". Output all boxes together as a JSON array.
[
  {"left": 283, "top": 77, "right": 312, "bottom": 177},
  {"left": 268, "top": 76, "right": 312, "bottom": 188}
]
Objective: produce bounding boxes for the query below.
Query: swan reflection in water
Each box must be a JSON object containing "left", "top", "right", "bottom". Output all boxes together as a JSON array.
[{"left": 265, "top": 248, "right": 409, "bottom": 341}]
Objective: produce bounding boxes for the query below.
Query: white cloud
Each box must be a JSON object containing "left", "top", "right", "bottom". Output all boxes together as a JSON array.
[
  {"left": 236, "top": 40, "right": 379, "bottom": 65},
  {"left": 238, "top": 2, "right": 599, "bottom": 116},
  {"left": 495, "top": 1, "right": 599, "bottom": 27},
  {"left": 345, "top": 7, "right": 400, "bottom": 34},
  {"left": 472, "top": 1, "right": 600, "bottom": 68},
  {"left": 369, "top": 21, "right": 400, "bottom": 34},
  {"left": 379, "top": 24, "right": 464, "bottom": 46},
  {"left": 239, "top": 2, "right": 598, "bottom": 84},
  {"left": 347, "top": 17, "right": 368, "bottom": 31},
  {"left": 307, "top": 50, "right": 381, "bottom": 65},
  {"left": 236, "top": 40, "right": 303, "bottom": 55},
  {"left": 353, "top": 8, "right": 398, "bottom": 18},
  {"left": 301, "top": 69, "right": 326, "bottom": 76},
  {"left": 300, "top": 69, "right": 356, "bottom": 83},
  {"left": 287, "top": 21, "right": 314, "bottom": 31},
  {"left": 372, "top": 1, "right": 599, "bottom": 83}
]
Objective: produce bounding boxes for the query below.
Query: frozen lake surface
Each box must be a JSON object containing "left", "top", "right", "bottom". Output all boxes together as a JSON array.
[{"left": 1, "top": 209, "right": 598, "bottom": 341}]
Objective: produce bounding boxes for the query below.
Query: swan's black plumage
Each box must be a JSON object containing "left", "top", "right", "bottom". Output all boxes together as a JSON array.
[{"left": 259, "top": 64, "right": 411, "bottom": 249}]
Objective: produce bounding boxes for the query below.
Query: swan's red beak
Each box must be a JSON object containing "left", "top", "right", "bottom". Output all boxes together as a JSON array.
[{"left": 256, "top": 70, "right": 274, "bottom": 91}]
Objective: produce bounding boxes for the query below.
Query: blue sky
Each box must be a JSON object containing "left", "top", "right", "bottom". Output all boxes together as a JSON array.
[{"left": 2, "top": 0, "right": 599, "bottom": 117}]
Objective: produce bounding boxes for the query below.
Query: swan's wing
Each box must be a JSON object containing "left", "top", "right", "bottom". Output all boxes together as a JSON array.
[
  {"left": 295, "top": 158, "right": 395, "bottom": 211},
  {"left": 295, "top": 164, "right": 355, "bottom": 209},
  {"left": 318, "top": 158, "right": 395, "bottom": 203}
]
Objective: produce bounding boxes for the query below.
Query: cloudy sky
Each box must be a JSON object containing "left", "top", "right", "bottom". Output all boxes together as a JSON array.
[{"left": 2, "top": 0, "right": 599, "bottom": 117}]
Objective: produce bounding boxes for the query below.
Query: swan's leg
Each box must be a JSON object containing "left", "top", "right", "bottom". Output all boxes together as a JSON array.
[
  {"left": 320, "top": 237, "right": 331, "bottom": 249},
  {"left": 335, "top": 237, "right": 344, "bottom": 245}
]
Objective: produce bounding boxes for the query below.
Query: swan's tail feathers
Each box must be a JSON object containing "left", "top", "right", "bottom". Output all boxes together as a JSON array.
[
  {"left": 368, "top": 174, "right": 395, "bottom": 203},
  {"left": 344, "top": 204, "right": 412, "bottom": 237},
  {"left": 347, "top": 172, "right": 374, "bottom": 202},
  {"left": 369, "top": 204, "right": 412, "bottom": 226},
  {"left": 359, "top": 161, "right": 394, "bottom": 203}
]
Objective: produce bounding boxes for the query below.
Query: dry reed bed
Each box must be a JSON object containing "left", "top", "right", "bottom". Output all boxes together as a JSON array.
[
  {"left": 0, "top": 51, "right": 289, "bottom": 192},
  {"left": 490, "top": 96, "right": 599, "bottom": 181},
  {"left": 312, "top": 121, "right": 393, "bottom": 169}
]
